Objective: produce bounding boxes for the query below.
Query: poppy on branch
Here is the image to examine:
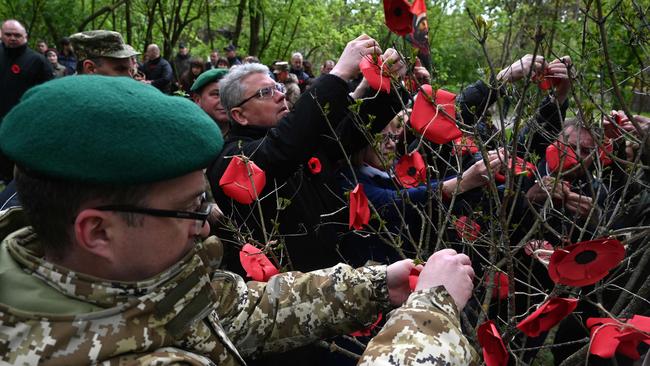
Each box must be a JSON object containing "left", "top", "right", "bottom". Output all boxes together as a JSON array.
[
  {"left": 349, "top": 184, "right": 370, "bottom": 230},
  {"left": 410, "top": 85, "right": 462, "bottom": 144},
  {"left": 477, "top": 320, "right": 509, "bottom": 366},
  {"left": 219, "top": 156, "right": 266, "bottom": 204},
  {"left": 239, "top": 243, "right": 279, "bottom": 282},
  {"left": 547, "top": 238, "right": 625, "bottom": 287},
  {"left": 395, "top": 151, "right": 426, "bottom": 188},
  {"left": 516, "top": 297, "right": 579, "bottom": 337}
]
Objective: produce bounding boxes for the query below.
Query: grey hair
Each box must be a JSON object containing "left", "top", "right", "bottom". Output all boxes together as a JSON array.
[
  {"left": 291, "top": 52, "right": 303, "bottom": 60},
  {"left": 219, "top": 63, "right": 270, "bottom": 120}
]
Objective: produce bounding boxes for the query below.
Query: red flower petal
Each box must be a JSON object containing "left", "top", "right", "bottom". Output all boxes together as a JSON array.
[
  {"left": 11, "top": 64, "right": 20, "bottom": 74},
  {"left": 382, "top": 0, "right": 415, "bottom": 36},
  {"left": 494, "top": 157, "right": 536, "bottom": 183},
  {"left": 548, "top": 238, "right": 625, "bottom": 287},
  {"left": 350, "top": 313, "right": 383, "bottom": 337},
  {"left": 349, "top": 184, "right": 370, "bottom": 230},
  {"left": 452, "top": 135, "right": 479, "bottom": 156},
  {"left": 587, "top": 315, "right": 650, "bottom": 360},
  {"left": 359, "top": 55, "right": 391, "bottom": 93},
  {"left": 598, "top": 141, "right": 614, "bottom": 167},
  {"left": 308, "top": 157, "right": 322, "bottom": 174},
  {"left": 408, "top": 267, "right": 421, "bottom": 292},
  {"left": 395, "top": 151, "right": 427, "bottom": 188},
  {"left": 410, "top": 85, "right": 461, "bottom": 144},
  {"left": 219, "top": 156, "right": 267, "bottom": 204},
  {"left": 546, "top": 141, "right": 579, "bottom": 174},
  {"left": 477, "top": 320, "right": 509, "bottom": 366},
  {"left": 484, "top": 272, "right": 509, "bottom": 301},
  {"left": 516, "top": 298, "right": 578, "bottom": 337},
  {"left": 239, "top": 243, "right": 279, "bottom": 282},
  {"left": 454, "top": 216, "right": 480, "bottom": 242}
]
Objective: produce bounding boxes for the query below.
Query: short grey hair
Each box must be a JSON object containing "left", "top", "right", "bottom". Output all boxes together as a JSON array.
[
  {"left": 291, "top": 52, "right": 303, "bottom": 61},
  {"left": 219, "top": 63, "right": 270, "bottom": 120}
]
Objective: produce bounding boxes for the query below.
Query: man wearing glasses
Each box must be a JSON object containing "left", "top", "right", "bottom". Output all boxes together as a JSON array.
[
  {"left": 207, "top": 35, "right": 407, "bottom": 281},
  {"left": 0, "top": 75, "right": 476, "bottom": 364}
]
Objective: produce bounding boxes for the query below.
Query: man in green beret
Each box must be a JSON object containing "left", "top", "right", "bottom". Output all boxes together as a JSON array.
[
  {"left": 191, "top": 68, "right": 230, "bottom": 135},
  {"left": 70, "top": 30, "right": 139, "bottom": 76},
  {"left": 0, "top": 75, "right": 478, "bottom": 365}
]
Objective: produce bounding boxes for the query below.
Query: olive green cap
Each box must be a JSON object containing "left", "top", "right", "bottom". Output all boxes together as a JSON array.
[
  {"left": 0, "top": 75, "right": 223, "bottom": 184},
  {"left": 70, "top": 30, "right": 139, "bottom": 61},
  {"left": 190, "top": 68, "right": 229, "bottom": 92}
]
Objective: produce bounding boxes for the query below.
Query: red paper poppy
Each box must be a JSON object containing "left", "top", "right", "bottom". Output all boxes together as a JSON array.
[
  {"left": 477, "top": 320, "right": 509, "bottom": 366},
  {"left": 598, "top": 141, "right": 614, "bottom": 167},
  {"left": 11, "top": 64, "right": 21, "bottom": 74},
  {"left": 219, "top": 156, "right": 267, "bottom": 204},
  {"left": 548, "top": 238, "right": 625, "bottom": 287},
  {"left": 533, "top": 69, "right": 562, "bottom": 91},
  {"left": 410, "top": 85, "right": 462, "bottom": 144},
  {"left": 382, "top": 0, "right": 415, "bottom": 36},
  {"left": 452, "top": 135, "right": 479, "bottom": 156},
  {"left": 605, "top": 113, "right": 626, "bottom": 138},
  {"left": 239, "top": 243, "right": 279, "bottom": 282},
  {"left": 359, "top": 55, "right": 391, "bottom": 93},
  {"left": 546, "top": 141, "right": 579, "bottom": 174},
  {"left": 454, "top": 216, "right": 480, "bottom": 242},
  {"left": 524, "top": 240, "right": 554, "bottom": 262},
  {"left": 350, "top": 313, "right": 383, "bottom": 337},
  {"left": 307, "top": 157, "right": 322, "bottom": 174},
  {"left": 587, "top": 315, "right": 650, "bottom": 360},
  {"left": 395, "top": 152, "right": 426, "bottom": 188},
  {"left": 349, "top": 184, "right": 370, "bottom": 230},
  {"left": 484, "top": 272, "right": 509, "bottom": 301},
  {"left": 516, "top": 298, "right": 579, "bottom": 337},
  {"left": 408, "top": 267, "right": 421, "bottom": 292},
  {"left": 494, "top": 157, "right": 536, "bottom": 183}
]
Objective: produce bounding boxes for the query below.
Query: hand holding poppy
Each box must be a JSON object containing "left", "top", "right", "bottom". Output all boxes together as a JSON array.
[
  {"left": 497, "top": 54, "right": 546, "bottom": 83},
  {"left": 330, "top": 34, "right": 382, "bottom": 81},
  {"left": 415, "top": 248, "right": 475, "bottom": 310},
  {"left": 457, "top": 150, "right": 506, "bottom": 192},
  {"left": 563, "top": 191, "right": 596, "bottom": 218},
  {"left": 386, "top": 259, "right": 422, "bottom": 306},
  {"left": 545, "top": 56, "right": 572, "bottom": 103}
]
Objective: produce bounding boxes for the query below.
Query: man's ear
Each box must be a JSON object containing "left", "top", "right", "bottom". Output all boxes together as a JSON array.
[
  {"left": 82, "top": 60, "right": 97, "bottom": 74},
  {"left": 192, "top": 93, "right": 201, "bottom": 105},
  {"left": 230, "top": 107, "right": 248, "bottom": 126},
  {"left": 73, "top": 209, "right": 115, "bottom": 261}
]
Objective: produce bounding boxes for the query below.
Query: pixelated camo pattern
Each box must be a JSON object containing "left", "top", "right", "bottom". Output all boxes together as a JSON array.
[
  {"left": 0, "top": 222, "right": 391, "bottom": 365},
  {"left": 357, "top": 288, "right": 480, "bottom": 365}
]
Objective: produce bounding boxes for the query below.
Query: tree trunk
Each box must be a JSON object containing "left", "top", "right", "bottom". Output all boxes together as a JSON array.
[
  {"left": 233, "top": 0, "right": 247, "bottom": 47},
  {"left": 124, "top": 0, "right": 132, "bottom": 44},
  {"left": 248, "top": 0, "right": 261, "bottom": 56}
]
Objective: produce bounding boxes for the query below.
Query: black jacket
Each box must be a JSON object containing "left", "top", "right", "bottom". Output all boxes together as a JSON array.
[
  {"left": 140, "top": 57, "right": 173, "bottom": 93},
  {"left": 207, "top": 74, "right": 403, "bottom": 276},
  {"left": 0, "top": 43, "right": 53, "bottom": 121}
]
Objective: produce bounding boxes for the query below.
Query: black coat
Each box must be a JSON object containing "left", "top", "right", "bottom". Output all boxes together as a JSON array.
[
  {"left": 207, "top": 74, "right": 403, "bottom": 276},
  {"left": 140, "top": 57, "right": 173, "bottom": 93}
]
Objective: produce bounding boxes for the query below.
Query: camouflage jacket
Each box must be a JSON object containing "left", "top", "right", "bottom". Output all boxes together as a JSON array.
[{"left": 0, "top": 209, "right": 391, "bottom": 365}]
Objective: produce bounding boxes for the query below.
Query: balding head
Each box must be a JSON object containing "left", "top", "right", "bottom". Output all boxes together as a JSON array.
[
  {"left": 1, "top": 20, "right": 28, "bottom": 48},
  {"left": 145, "top": 44, "right": 160, "bottom": 60}
]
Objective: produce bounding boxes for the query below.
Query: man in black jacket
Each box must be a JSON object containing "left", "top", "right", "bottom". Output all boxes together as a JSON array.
[
  {"left": 0, "top": 19, "right": 52, "bottom": 181},
  {"left": 140, "top": 44, "right": 173, "bottom": 93},
  {"left": 207, "top": 35, "right": 404, "bottom": 276}
]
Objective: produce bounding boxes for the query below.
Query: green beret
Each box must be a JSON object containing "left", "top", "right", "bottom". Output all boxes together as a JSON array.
[
  {"left": 0, "top": 75, "right": 223, "bottom": 184},
  {"left": 191, "top": 68, "right": 229, "bottom": 92}
]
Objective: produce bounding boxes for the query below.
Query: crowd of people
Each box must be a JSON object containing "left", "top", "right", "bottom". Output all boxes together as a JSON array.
[{"left": 1, "top": 17, "right": 649, "bottom": 366}]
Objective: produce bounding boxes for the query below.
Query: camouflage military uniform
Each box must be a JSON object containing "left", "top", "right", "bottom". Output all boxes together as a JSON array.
[
  {"left": 0, "top": 209, "right": 389, "bottom": 365},
  {"left": 0, "top": 208, "right": 478, "bottom": 365}
]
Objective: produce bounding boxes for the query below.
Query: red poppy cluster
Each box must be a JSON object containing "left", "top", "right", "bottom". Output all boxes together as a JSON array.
[
  {"left": 546, "top": 141, "right": 579, "bottom": 174},
  {"left": 239, "top": 243, "right": 279, "bottom": 282},
  {"left": 454, "top": 216, "right": 480, "bottom": 242},
  {"left": 349, "top": 184, "right": 370, "bottom": 230},
  {"left": 410, "top": 85, "right": 462, "bottom": 144},
  {"left": 494, "top": 157, "right": 536, "bottom": 184},
  {"left": 587, "top": 315, "right": 650, "bottom": 360},
  {"left": 548, "top": 238, "right": 625, "bottom": 287},
  {"left": 307, "top": 157, "right": 321, "bottom": 174},
  {"left": 484, "top": 272, "right": 509, "bottom": 301},
  {"left": 516, "top": 297, "right": 579, "bottom": 337},
  {"left": 382, "top": 0, "right": 415, "bottom": 36},
  {"left": 359, "top": 55, "right": 391, "bottom": 93},
  {"left": 452, "top": 135, "right": 479, "bottom": 157},
  {"left": 477, "top": 320, "right": 509, "bottom": 366},
  {"left": 349, "top": 313, "right": 383, "bottom": 337},
  {"left": 395, "top": 152, "right": 426, "bottom": 188},
  {"left": 219, "top": 156, "right": 267, "bottom": 204}
]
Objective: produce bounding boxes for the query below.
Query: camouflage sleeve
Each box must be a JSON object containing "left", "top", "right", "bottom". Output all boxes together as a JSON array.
[
  {"left": 357, "top": 287, "right": 480, "bottom": 366},
  {"left": 212, "top": 264, "right": 390, "bottom": 357}
]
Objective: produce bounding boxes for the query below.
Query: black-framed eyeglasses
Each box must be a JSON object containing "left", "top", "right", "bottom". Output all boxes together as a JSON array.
[
  {"left": 383, "top": 132, "right": 401, "bottom": 143},
  {"left": 94, "top": 194, "right": 212, "bottom": 229},
  {"left": 235, "top": 83, "right": 286, "bottom": 108}
]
